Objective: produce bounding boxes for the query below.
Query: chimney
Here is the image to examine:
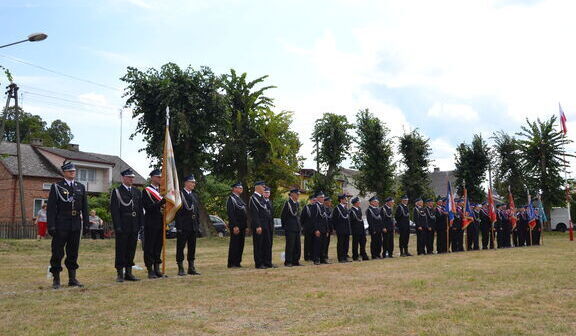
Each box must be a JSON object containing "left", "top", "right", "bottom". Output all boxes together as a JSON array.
[
  {"left": 30, "top": 138, "right": 44, "bottom": 146},
  {"left": 68, "top": 144, "right": 80, "bottom": 151},
  {"left": 433, "top": 167, "right": 440, "bottom": 173}
]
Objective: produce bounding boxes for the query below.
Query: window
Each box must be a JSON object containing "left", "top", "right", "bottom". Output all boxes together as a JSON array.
[
  {"left": 33, "top": 198, "right": 48, "bottom": 218},
  {"left": 77, "top": 168, "right": 96, "bottom": 182},
  {"left": 42, "top": 183, "right": 52, "bottom": 190}
]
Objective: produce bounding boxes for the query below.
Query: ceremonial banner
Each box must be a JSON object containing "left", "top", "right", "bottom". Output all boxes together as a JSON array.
[
  {"left": 508, "top": 186, "right": 517, "bottom": 229},
  {"left": 162, "top": 106, "right": 182, "bottom": 225}
]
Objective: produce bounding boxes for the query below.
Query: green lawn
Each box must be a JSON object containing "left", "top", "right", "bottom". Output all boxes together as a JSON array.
[{"left": 1, "top": 232, "right": 575, "bottom": 335}]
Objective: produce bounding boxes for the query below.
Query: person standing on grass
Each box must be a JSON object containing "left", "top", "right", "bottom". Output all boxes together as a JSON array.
[
  {"left": 47, "top": 161, "right": 88, "bottom": 289},
  {"left": 175, "top": 175, "right": 201, "bottom": 276},
  {"left": 263, "top": 187, "right": 277, "bottom": 268},
  {"left": 351, "top": 197, "right": 369, "bottom": 261},
  {"left": 313, "top": 192, "right": 330, "bottom": 264},
  {"left": 226, "top": 183, "right": 247, "bottom": 268},
  {"left": 435, "top": 197, "right": 448, "bottom": 254},
  {"left": 35, "top": 203, "right": 48, "bottom": 240},
  {"left": 322, "top": 196, "right": 334, "bottom": 263},
  {"left": 300, "top": 194, "right": 318, "bottom": 262},
  {"left": 142, "top": 169, "right": 167, "bottom": 279},
  {"left": 281, "top": 188, "right": 302, "bottom": 267},
  {"left": 332, "top": 194, "right": 351, "bottom": 263},
  {"left": 424, "top": 198, "right": 436, "bottom": 254},
  {"left": 414, "top": 198, "right": 428, "bottom": 255},
  {"left": 469, "top": 203, "right": 481, "bottom": 250},
  {"left": 250, "top": 181, "right": 273, "bottom": 269},
  {"left": 395, "top": 195, "right": 412, "bottom": 257},
  {"left": 451, "top": 198, "right": 464, "bottom": 252},
  {"left": 366, "top": 196, "right": 383, "bottom": 259},
  {"left": 516, "top": 206, "right": 527, "bottom": 247},
  {"left": 88, "top": 210, "right": 104, "bottom": 239},
  {"left": 479, "top": 201, "right": 494, "bottom": 249},
  {"left": 110, "top": 169, "right": 144, "bottom": 283},
  {"left": 381, "top": 197, "right": 395, "bottom": 258}
]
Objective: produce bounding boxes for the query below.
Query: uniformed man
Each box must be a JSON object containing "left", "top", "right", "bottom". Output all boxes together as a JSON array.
[
  {"left": 323, "top": 196, "right": 334, "bottom": 263},
  {"left": 110, "top": 169, "right": 144, "bottom": 282},
  {"left": 435, "top": 197, "right": 448, "bottom": 254},
  {"left": 315, "top": 192, "right": 330, "bottom": 264},
  {"left": 249, "top": 181, "right": 273, "bottom": 269},
  {"left": 469, "top": 203, "right": 481, "bottom": 250},
  {"left": 281, "top": 188, "right": 302, "bottom": 267},
  {"left": 226, "top": 183, "right": 247, "bottom": 268},
  {"left": 367, "top": 196, "right": 383, "bottom": 259},
  {"left": 532, "top": 208, "right": 542, "bottom": 246},
  {"left": 451, "top": 198, "right": 464, "bottom": 252},
  {"left": 424, "top": 198, "right": 436, "bottom": 254},
  {"left": 47, "top": 161, "right": 88, "bottom": 289},
  {"left": 479, "top": 201, "right": 495, "bottom": 249},
  {"left": 142, "top": 169, "right": 167, "bottom": 279},
  {"left": 511, "top": 207, "right": 520, "bottom": 247},
  {"left": 517, "top": 206, "right": 527, "bottom": 247},
  {"left": 175, "top": 175, "right": 201, "bottom": 276},
  {"left": 395, "top": 195, "right": 412, "bottom": 256},
  {"left": 381, "top": 197, "right": 395, "bottom": 258},
  {"left": 495, "top": 203, "right": 508, "bottom": 248},
  {"left": 263, "top": 187, "right": 277, "bottom": 268},
  {"left": 414, "top": 198, "right": 428, "bottom": 255},
  {"left": 351, "top": 197, "right": 369, "bottom": 261},
  {"left": 332, "top": 194, "right": 351, "bottom": 263},
  {"left": 300, "top": 194, "right": 318, "bottom": 262}
]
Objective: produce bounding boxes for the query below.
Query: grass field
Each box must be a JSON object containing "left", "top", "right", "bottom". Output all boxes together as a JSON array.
[{"left": 1, "top": 232, "right": 575, "bottom": 336}]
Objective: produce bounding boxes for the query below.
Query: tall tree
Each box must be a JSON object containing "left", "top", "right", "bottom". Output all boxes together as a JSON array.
[
  {"left": 492, "top": 131, "right": 525, "bottom": 203},
  {"left": 47, "top": 120, "right": 73, "bottom": 148},
  {"left": 310, "top": 113, "right": 354, "bottom": 196},
  {"left": 516, "top": 115, "right": 573, "bottom": 227},
  {"left": 214, "top": 69, "right": 275, "bottom": 201},
  {"left": 454, "top": 134, "right": 490, "bottom": 201},
  {"left": 2, "top": 107, "right": 74, "bottom": 148},
  {"left": 398, "top": 129, "right": 432, "bottom": 202},
  {"left": 352, "top": 108, "right": 395, "bottom": 198}
]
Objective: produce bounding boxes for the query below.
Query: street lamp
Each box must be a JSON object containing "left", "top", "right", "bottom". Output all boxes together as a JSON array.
[{"left": 0, "top": 33, "right": 48, "bottom": 49}]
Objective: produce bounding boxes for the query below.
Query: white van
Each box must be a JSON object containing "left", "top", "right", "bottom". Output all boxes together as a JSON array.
[{"left": 550, "top": 207, "right": 571, "bottom": 232}]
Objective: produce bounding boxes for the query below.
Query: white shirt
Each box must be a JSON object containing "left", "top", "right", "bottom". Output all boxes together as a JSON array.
[{"left": 64, "top": 179, "right": 75, "bottom": 186}]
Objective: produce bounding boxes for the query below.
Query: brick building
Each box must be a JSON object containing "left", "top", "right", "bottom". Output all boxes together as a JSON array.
[{"left": 0, "top": 141, "right": 146, "bottom": 223}]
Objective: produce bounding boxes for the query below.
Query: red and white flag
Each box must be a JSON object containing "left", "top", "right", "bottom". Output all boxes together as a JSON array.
[{"left": 559, "top": 103, "right": 568, "bottom": 135}]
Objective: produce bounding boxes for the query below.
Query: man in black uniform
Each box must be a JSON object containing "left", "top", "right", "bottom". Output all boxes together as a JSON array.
[
  {"left": 381, "top": 197, "right": 395, "bottom": 258},
  {"left": 424, "top": 198, "right": 436, "bottom": 254},
  {"left": 110, "top": 169, "right": 144, "bottom": 282},
  {"left": 227, "top": 183, "right": 247, "bottom": 268},
  {"left": 395, "top": 195, "right": 412, "bottom": 256},
  {"left": 451, "top": 199, "right": 464, "bottom": 252},
  {"left": 516, "top": 206, "right": 527, "bottom": 247},
  {"left": 175, "top": 175, "right": 201, "bottom": 276},
  {"left": 532, "top": 208, "right": 542, "bottom": 246},
  {"left": 249, "top": 181, "right": 273, "bottom": 269},
  {"left": 142, "top": 169, "right": 167, "bottom": 279},
  {"left": 302, "top": 194, "right": 316, "bottom": 261},
  {"left": 469, "top": 203, "right": 481, "bottom": 250},
  {"left": 281, "top": 188, "right": 301, "bottom": 267},
  {"left": 263, "top": 187, "right": 277, "bottom": 268},
  {"left": 435, "top": 197, "right": 448, "bottom": 253},
  {"left": 367, "top": 196, "right": 383, "bottom": 259},
  {"left": 350, "top": 197, "right": 369, "bottom": 261},
  {"left": 332, "top": 194, "right": 351, "bottom": 263},
  {"left": 479, "top": 201, "right": 495, "bottom": 249},
  {"left": 315, "top": 192, "right": 330, "bottom": 264},
  {"left": 323, "top": 196, "right": 334, "bottom": 262},
  {"left": 47, "top": 161, "right": 88, "bottom": 289},
  {"left": 414, "top": 198, "right": 428, "bottom": 255}
]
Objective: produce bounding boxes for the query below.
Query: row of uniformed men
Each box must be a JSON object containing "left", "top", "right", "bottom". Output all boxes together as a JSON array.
[{"left": 47, "top": 163, "right": 202, "bottom": 289}]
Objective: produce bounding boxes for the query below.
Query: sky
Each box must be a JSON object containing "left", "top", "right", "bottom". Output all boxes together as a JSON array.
[{"left": 2, "top": 0, "right": 576, "bottom": 179}]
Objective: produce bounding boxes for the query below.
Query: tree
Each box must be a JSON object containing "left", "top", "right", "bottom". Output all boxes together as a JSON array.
[
  {"left": 516, "top": 115, "right": 573, "bottom": 227},
  {"left": 454, "top": 134, "right": 490, "bottom": 201},
  {"left": 492, "top": 131, "right": 525, "bottom": 204},
  {"left": 352, "top": 108, "right": 395, "bottom": 198},
  {"left": 2, "top": 107, "right": 74, "bottom": 148},
  {"left": 398, "top": 129, "right": 432, "bottom": 202},
  {"left": 47, "top": 120, "right": 73, "bottom": 148},
  {"left": 310, "top": 113, "right": 354, "bottom": 196}
]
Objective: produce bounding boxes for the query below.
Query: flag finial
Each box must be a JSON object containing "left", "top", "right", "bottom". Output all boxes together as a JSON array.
[{"left": 166, "top": 106, "right": 170, "bottom": 126}]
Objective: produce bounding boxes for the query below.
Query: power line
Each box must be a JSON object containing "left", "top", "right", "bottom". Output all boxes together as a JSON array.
[
  {"left": 22, "top": 90, "right": 118, "bottom": 109},
  {"left": 22, "top": 96, "right": 119, "bottom": 117},
  {"left": 0, "top": 53, "right": 122, "bottom": 91}
]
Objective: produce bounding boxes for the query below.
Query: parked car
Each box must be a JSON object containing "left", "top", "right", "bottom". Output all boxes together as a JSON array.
[
  {"left": 166, "top": 221, "right": 177, "bottom": 239},
  {"left": 210, "top": 215, "right": 228, "bottom": 237},
  {"left": 273, "top": 218, "right": 284, "bottom": 236},
  {"left": 550, "top": 207, "right": 570, "bottom": 232}
]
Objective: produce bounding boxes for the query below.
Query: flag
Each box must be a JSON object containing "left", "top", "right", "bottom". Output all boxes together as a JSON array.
[
  {"left": 445, "top": 181, "right": 456, "bottom": 226},
  {"left": 559, "top": 103, "right": 568, "bottom": 135},
  {"left": 537, "top": 195, "right": 547, "bottom": 224},
  {"left": 508, "top": 186, "right": 517, "bottom": 229},
  {"left": 461, "top": 186, "right": 475, "bottom": 230},
  {"left": 487, "top": 187, "right": 497, "bottom": 223},
  {"left": 527, "top": 193, "right": 537, "bottom": 229},
  {"left": 161, "top": 106, "right": 182, "bottom": 225}
]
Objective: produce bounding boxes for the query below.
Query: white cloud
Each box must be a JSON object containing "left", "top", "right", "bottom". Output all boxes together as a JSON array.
[{"left": 427, "top": 103, "right": 479, "bottom": 121}]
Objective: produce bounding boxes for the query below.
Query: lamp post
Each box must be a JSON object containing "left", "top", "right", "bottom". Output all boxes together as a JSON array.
[{"left": 0, "top": 33, "right": 48, "bottom": 49}]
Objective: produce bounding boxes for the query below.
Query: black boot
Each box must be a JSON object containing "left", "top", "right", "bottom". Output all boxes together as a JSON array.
[
  {"left": 124, "top": 267, "right": 140, "bottom": 281},
  {"left": 406, "top": 249, "right": 413, "bottom": 256},
  {"left": 68, "top": 269, "right": 83, "bottom": 287},
  {"left": 187, "top": 262, "right": 200, "bottom": 275},
  {"left": 177, "top": 262, "right": 186, "bottom": 276},
  {"left": 52, "top": 272, "right": 61, "bottom": 289},
  {"left": 147, "top": 265, "right": 158, "bottom": 279},
  {"left": 116, "top": 269, "right": 124, "bottom": 282},
  {"left": 154, "top": 263, "right": 165, "bottom": 278}
]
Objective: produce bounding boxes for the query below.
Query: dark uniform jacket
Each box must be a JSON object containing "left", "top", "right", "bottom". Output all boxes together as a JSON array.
[
  {"left": 395, "top": 203, "right": 410, "bottom": 230},
  {"left": 175, "top": 188, "right": 200, "bottom": 232},
  {"left": 47, "top": 180, "right": 88, "bottom": 232},
  {"left": 300, "top": 203, "right": 320, "bottom": 233},
  {"left": 453, "top": 206, "right": 463, "bottom": 230},
  {"left": 435, "top": 205, "right": 447, "bottom": 230},
  {"left": 281, "top": 199, "right": 301, "bottom": 232},
  {"left": 249, "top": 193, "right": 272, "bottom": 231},
  {"left": 226, "top": 193, "right": 247, "bottom": 231},
  {"left": 110, "top": 185, "right": 144, "bottom": 233},
  {"left": 495, "top": 209, "right": 507, "bottom": 231},
  {"left": 414, "top": 206, "right": 428, "bottom": 230},
  {"left": 381, "top": 205, "right": 395, "bottom": 232},
  {"left": 366, "top": 206, "right": 383, "bottom": 235},
  {"left": 332, "top": 203, "right": 350, "bottom": 235},
  {"left": 316, "top": 203, "right": 330, "bottom": 234},
  {"left": 473, "top": 210, "right": 481, "bottom": 230},
  {"left": 350, "top": 206, "right": 364, "bottom": 235},
  {"left": 142, "top": 185, "right": 163, "bottom": 229},
  {"left": 325, "top": 206, "right": 334, "bottom": 233},
  {"left": 425, "top": 206, "right": 436, "bottom": 231},
  {"left": 480, "top": 209, "right": 492, "bottom": 230}
]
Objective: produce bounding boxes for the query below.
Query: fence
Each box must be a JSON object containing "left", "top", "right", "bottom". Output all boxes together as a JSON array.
[{"left": 0, "top": 221, "right": 37, "bottom": 239}]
